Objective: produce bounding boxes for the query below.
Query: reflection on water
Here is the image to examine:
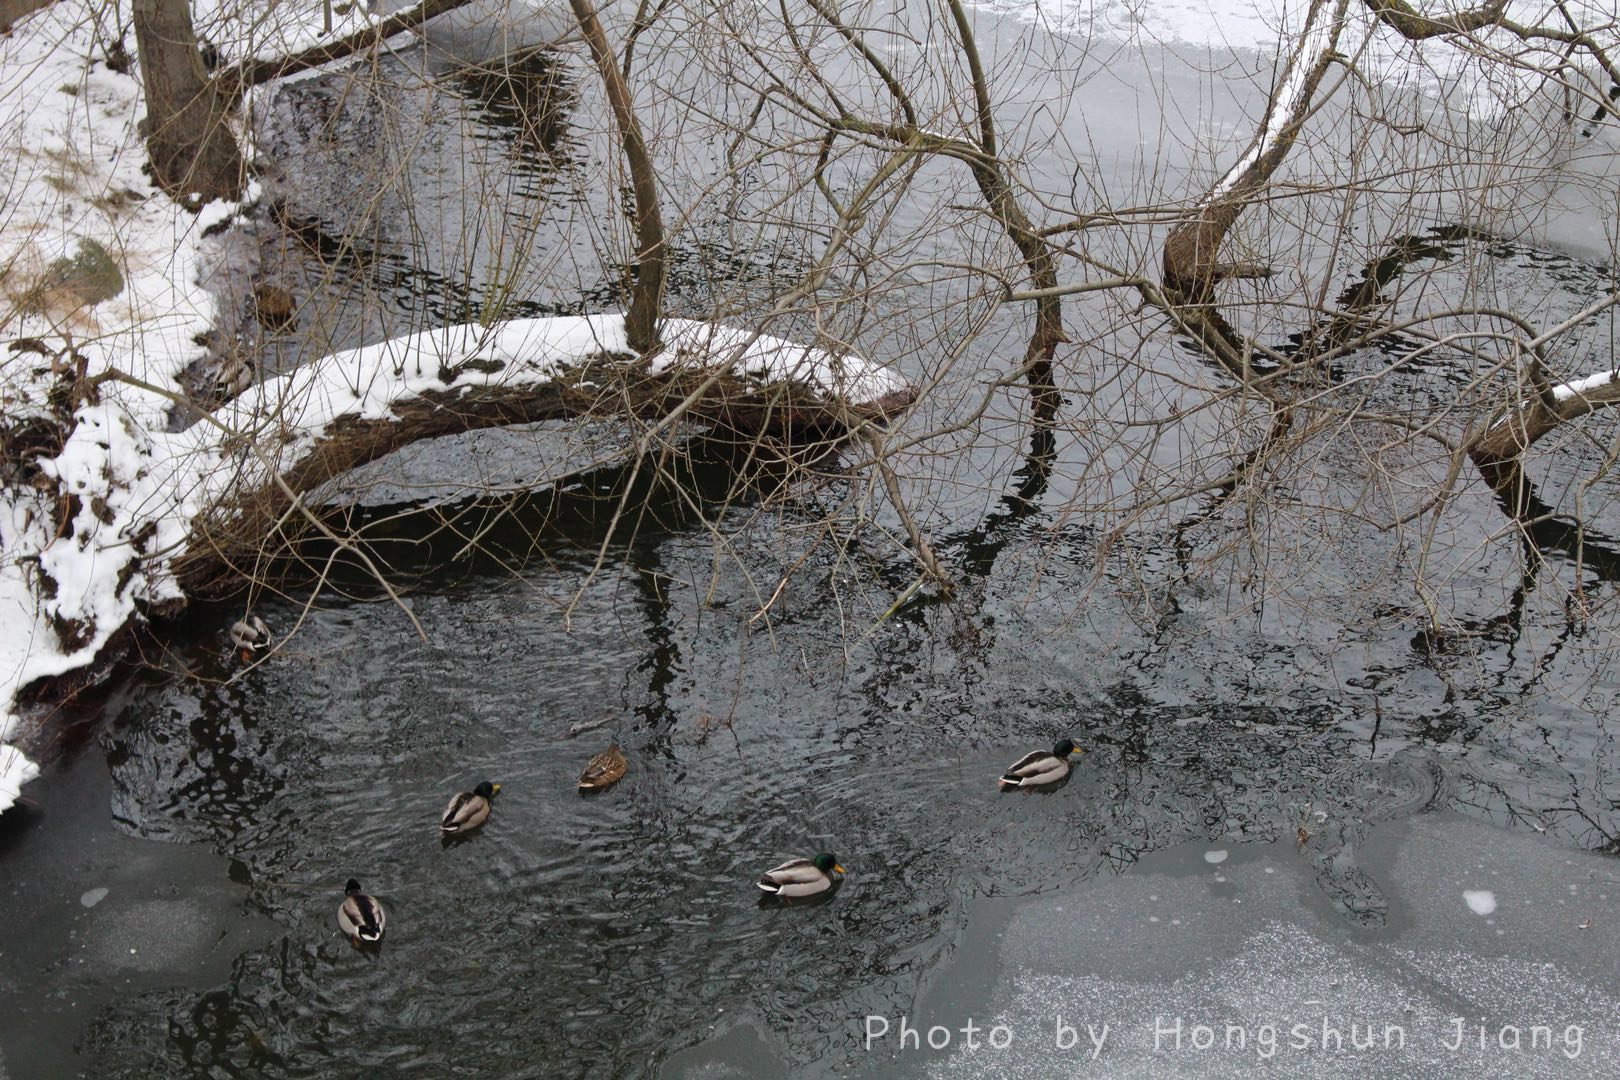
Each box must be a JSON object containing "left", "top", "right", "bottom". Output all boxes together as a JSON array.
[
  {"left": 253, "top": 45, "right": 812, "bottom": 371},
  {"left": 64, "top": 424, "right": 1620, "bottom": 1073}
]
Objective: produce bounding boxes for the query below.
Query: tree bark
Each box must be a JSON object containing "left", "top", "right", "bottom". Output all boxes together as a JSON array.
[
  {"left": 940, "top": 0, "right": 1064, "bottom": 422},
  {"left": 132, "top": 0, "right": 245, "bottom": 202},
  {"left": 1362, "top": 0, "right": 1506, "bottom": 39},
  {"left": 1467, "top": 379, "right": 1620, "bottom": 499},
  {"left": 173, "top": 352, "right": 912, "bottom": 596},
  {"left": 812, "top": 0, "right": 1064, "bottom": 421},
  {"left": 1162, "top": 0, "right": 1347, "bottom": 305},
  {"left": 567, "top": 0, "right": 667, "bottom": 354},
  {"left": 0, "top": 0, "right": 53, "bottom": 33}
]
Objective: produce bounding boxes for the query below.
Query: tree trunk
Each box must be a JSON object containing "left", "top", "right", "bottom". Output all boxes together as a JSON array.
[
  {"left": 174, "top": 356, "right": 912, "bottom": 596},
  {"left": 940, "top": 0, "right": 1064, "bottom": 423},
  {"left": 1162, "top": 0, "right": 1346, "bottom": 304},
  {"left": 0, "top": 0, "right": 54, "bottom": 33},
  {"left": 1467, "top": 380, "right": 1620, "bottom": 501},
  {"left": 567, "top": 0, "right": 666, "bottom": 354},
  {"left": 132, "top": 0, "right": 244, "bottom": 202}
]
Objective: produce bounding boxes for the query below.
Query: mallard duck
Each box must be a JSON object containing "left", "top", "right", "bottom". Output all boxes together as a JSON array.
[
  {"left": 337, "top": 879, "right": 386, "bottom": 944},
  {"left": 577, "top": 743, "right": 626, "bottom": 791},
  {"left": 998, "top": 738, "right": 1082, "bottom": 789},
  {"left": 440, "top": 780, "right": 500, "bottom": 833},
  {"left": 757, "top": 853, "right": 845, "bottom": 898},
  {"left": 229, "top": 615, "right": 270, "bottom": 663}
]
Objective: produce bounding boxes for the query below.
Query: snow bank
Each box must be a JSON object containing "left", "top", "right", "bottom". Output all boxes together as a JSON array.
[
  {"left": 966, "top": 0, "right": 1620, "bottom": 133},
  {"left": 0, "top": 1, "right": 244, "bottom": 811}
]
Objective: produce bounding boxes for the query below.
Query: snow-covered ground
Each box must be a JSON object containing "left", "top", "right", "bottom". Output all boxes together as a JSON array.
[
  {"left": 969, "top": 0, "right": 1620, "bottom": 124},
  {"left": 0, "top": 1, "right": 233, "bottom": 810}
]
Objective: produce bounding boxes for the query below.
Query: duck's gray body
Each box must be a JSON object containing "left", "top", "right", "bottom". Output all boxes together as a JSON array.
[
  {"left": 441, "top": 782, "right": 499, "bottom": 832},
  {"left": 339, "top": 883, "right": 386, "bottom": 943},
  {"left": 757, "top": 858, "right": 839, "bottom": 898},
  {"left": 998, "top": 750, "right": 1073, "bottom": 788},
  {"left": 229, "top": 616, "right": 268, "bottom": 650}
]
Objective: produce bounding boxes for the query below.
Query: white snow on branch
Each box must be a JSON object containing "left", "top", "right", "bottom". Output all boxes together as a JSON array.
[
  {"left": 1204, "top": 0, "right": 1342, "bottom": 203},
  {"left": 1552, "top": 368, "right": 1618, "bottom": 402},
  {"left": 221, "top": 314, "right": 903, "bottom": 442}
]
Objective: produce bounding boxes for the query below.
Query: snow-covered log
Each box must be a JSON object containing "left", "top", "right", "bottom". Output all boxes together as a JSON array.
[
  {"left": 2, "top": 313, "right": 911, "bottom": 813},
  {"left": 172, "top": 314, "right": 913, "bottom": 594}
]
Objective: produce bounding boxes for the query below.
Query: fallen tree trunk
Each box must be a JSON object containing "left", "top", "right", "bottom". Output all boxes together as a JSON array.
[
  {"left": 171, "top": 316, "right": 912, "bottom": 595},
  {"left": 16, "top": 313, "right": 911, "bottom": 714},
  {"left": 219, "top": 0, "right": 483, "bottom": 95}
]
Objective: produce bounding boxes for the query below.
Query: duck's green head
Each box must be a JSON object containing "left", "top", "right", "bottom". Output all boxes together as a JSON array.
[
  {"left": 813, "top": 853, "right": 846, "bottom": 875},
  {"left": 1054, "top": 738, "right": 1082, "bottom": 758},
  {"left": 344, "top": 878, "right": 363, "bottom": 895},
  {"left": 474, "top": 781, "right": 500, "bottom": 799}
]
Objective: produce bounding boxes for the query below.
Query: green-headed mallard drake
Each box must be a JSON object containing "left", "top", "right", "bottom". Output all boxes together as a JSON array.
[
  {"left": 998, "top": 738, "right": 1082, "bottom": 789},
  {"left": 757, "top": 853, "right": 845, "bottom": 898},
  {"left": 440, "top": 780, "right": 500, "bottom": 833},
  {"left": 338, "top": 879, "right": 386, "bottom": 943},
  {"left": 578, "top": 743, "right": 626, "bottom": 791}
]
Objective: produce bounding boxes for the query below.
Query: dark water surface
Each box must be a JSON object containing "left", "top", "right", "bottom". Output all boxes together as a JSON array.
[{"left": 6, "top": 12, "right": 1620, "bottom": 1079}]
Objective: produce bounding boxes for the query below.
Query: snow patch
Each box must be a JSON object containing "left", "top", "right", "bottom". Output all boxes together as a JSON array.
[
  {"left": 0, "top": 1, "right": 252, "bottom": 810},
  {"left": 1205, "top": 849, "right": 1229, "bottom": 864},
  {"left": 1464, "top": 889, "right": 1497, "bottom": 916},
  {"left": 1552, "top": 369, "right": 1617, "bottom": 402}
]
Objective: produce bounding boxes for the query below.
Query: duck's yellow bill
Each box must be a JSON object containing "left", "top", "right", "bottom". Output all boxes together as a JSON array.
[
  {"left": 492, "top": 783, "right": 502, "bottom": 793},
  {"left": 834, "top": 865, "right": 847, "bottom": 874}
]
